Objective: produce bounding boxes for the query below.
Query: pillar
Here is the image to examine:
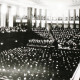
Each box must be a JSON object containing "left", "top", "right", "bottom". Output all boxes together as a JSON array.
[
  {"left": 0, "top": 4, "right": 1, "bottom": 26},
  {"left": 74, "top": 9, "right": 76, "bottom": 29},
  {"left": 39, "top": 9, "right": 42, "bottom": 28},
  {"left": 34, "top": 8, "right": 37, "bottom": 28},
  {"left": 6, "top": 6, "right": 13, "bottom": 27},
  {"left": 62, "top": 14, "right": 64, "bottom": 28},
  {"left": 13, "top": 6, "right": 17, "bottom": 27},
  {"left": 9, "top": 6, "right": 14, "bottom": 27},
  {"left": 68, "top": 9, "right": 70, "bottom": 28},
  {"left": 79, "top": 9, "right": 80, "bottom": 30},
  {"left": 6, "top": 6, "right": 10, "bottom": 27},
  {"left": 27, "top": 7, "right": 32, "bottom": 29},
  {"left": 45, "top": 9, "right": 47, "bottom": 28},
  {"left": 1, "top": 4, "right": 7, "bottom": 27}
]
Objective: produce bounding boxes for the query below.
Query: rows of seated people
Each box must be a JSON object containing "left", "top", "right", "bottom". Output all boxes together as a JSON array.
[
  {"left": 32, "top": 27, "right": 80, "bottom": 40},
  {"left": 0, "top": 46, "right": 80, "bottom": 80},
  {"left": 61, "top": 31, "right": 80, "bottom": 49},
  {"left": 67, "top": 32, "right": 80, "bottom": 49},
  {"left": 28, "top": 38, "right": 79, "bottom": 50},
  {"left": 32, "top": 27, "right": 51, "bottom": 39},
  {"left": 0, "top": 27, "right": 27, "bottom": 33},
  {"left": 28, "top": 39, "right": 54, "bottom": 46},
  {"left": 52, "top": 28, "right": 79, "bottom": 43},
  {"left": 32, "top": 27, "right": 79, "bottom": 40},
  {"left": 31, "top": 27, "right": 80, "bottom": 49}
]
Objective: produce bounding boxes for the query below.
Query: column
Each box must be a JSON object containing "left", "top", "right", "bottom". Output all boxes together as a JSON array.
[
  {"left": 27, "top": 7, "right": 32, "bottom": 29},
  {"left": 32, "top": 8, "right": 35, "bottom": 28},
  {"left": 13, "top": 6, "right": 17, "bottom": 27},
  {"left": 74, "top": 9, "right": 76, "bottom": 29},
  {"left": 79, "top": 9, "right": 80, "bottom": 30},
  {"left": 62, "top": 14, "right": 64, "bottom": 28},
  {"left": 36, "top": 9, "right": 40, "bottom": 28},
  {"left": 45, "top": 9, "right": 47, "bottom": 28},
  {"left": 34, "top": 8, "right": 37, "bottom": 28},
  {"left": 9, "top": 6, "right": 14, "bottom": 27},
  {"left": 0, "top": 4, "right": 1, "bottom": 27},
  {"left": 42, "top": 9, "right": 45, "bottom": 28},
  {"left": 39, "top": 9, "right": 42, "bottom": 28},
  {"left": 6, "top": 6, "right": 11, "bottom": 27},
  {"left": 68, "top": 9, "right": 70, "bottom": 28},
  {"left": 1, "top": 4, "right": 7, "bottom": 27}
]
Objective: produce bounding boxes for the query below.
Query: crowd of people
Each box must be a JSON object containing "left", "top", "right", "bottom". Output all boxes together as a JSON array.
[
  {"left": 0, "top": 26, "right": 79, "bottom": 50},
  {"left": 0, "top": 46, "right": 80, "bottom": 80},
  {"left": 0, "top": 27, "right": 27, "bottom": 33},
  {"left": 32, "top": 27, "right": 51, "bottom": 39},
  {"left": 31, "top": 27, "right": 80, "bottom": 49},
  {"left": 0, "top": 26, "right": 79, "bottom": 80},
  {"left": 28, "top": 39, "right": 54, "bottom": 46}
]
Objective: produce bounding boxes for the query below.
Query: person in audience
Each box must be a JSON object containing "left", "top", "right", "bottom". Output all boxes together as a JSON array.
[{"left": 53, "top": 38, "right": 58, "bottom": 49}]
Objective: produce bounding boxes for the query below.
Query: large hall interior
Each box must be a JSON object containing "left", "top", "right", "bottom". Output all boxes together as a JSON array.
[{"left": 0, "top": 0, "right": 80, "bottom": 80}]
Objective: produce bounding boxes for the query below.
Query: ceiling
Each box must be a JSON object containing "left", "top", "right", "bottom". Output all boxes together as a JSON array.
[
  {"left": 0, "top": 0, "right": 80, "bottom": 9},
  {"left": 30, "top": 0, "right": 80, "bottom": 8},
  {"left": 30, "top": 0, "right": 72, "bottom": 6}
]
